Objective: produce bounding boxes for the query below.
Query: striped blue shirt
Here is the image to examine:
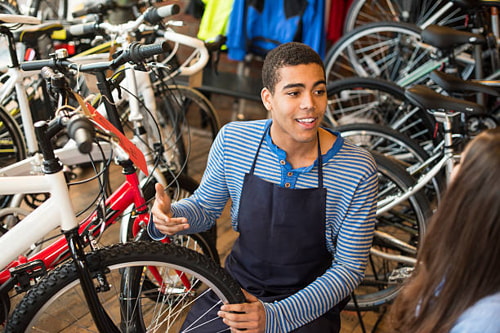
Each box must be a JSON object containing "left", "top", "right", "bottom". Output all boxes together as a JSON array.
[{"left": 150, "top": 119, "right": 378, "bottom": 332}]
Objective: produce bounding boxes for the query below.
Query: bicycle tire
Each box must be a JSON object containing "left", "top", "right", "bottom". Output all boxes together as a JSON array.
[
  {"left": 338, "top": 122, "right": 429, "bottom": 164},
  {"left": 0, "top": 106, "right": 26, "bottom": 169},
  {"left": 325, "top": 76, "right": 437, "bottom": 150},
  {"left": 346, "top": 152, "right": 431, "bottom": 311},
  {"left": 324, "top": 22, "right": 435, "bottom": 84},
  {"left": 0, "top": 1, "right": 19, "bottom": 14},
  {"left": 343, "top": 0, "right": 466, "bottom": 33},
  {"left": 5, "top": 241, "right": 245, "bottom": 332},
  {"left": 161, "top": 84, "right": 220, "bottom": 180},
  {"left": 337, "top": 122, "right": 444, "bottom": 203},
  {"left": 0, "top": 106, "right": 26, "bottom": 208}
]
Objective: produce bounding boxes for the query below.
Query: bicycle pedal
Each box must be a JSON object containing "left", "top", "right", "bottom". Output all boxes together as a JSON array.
[{"left": 9, "top": 260, "right": 47, "bottom": 292}]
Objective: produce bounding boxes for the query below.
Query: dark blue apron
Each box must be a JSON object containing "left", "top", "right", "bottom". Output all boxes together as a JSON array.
[{"left": 182, "top": 132, "right": 346, "bottom": 332}]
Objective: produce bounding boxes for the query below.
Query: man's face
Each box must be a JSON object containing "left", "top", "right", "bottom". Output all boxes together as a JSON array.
[{"left": 261, "top": 63, "right": 327, "bottom": 146}]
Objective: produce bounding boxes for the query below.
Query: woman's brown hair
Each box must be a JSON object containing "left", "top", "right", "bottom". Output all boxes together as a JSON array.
[{"left": 390, "top": 127, "right": 500, "bottom": 332}]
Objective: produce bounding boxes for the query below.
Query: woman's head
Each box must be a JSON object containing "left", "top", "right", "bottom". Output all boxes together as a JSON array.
[
  {"left": 445, "top": 127, "right": 500, "bottom": 242},
  {"left": 391, "top": 127, "right": 500, "bottom": 332}
]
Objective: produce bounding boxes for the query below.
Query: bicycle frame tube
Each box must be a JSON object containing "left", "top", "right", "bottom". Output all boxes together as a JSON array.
[
  {"left": 0, "top": 68, "right": 38, "bottom": 154},
  {"left": 378, "top": 112, "right": 459, "bottom": 214},
  {"left": 0, "top": 170, "right": 76, "bottom": 270},
  {"left": 377, "top": 153, "right": 450, "bottom": 215},
  {"left": 0, "top": 165, "right": 149, "bottom": 284}
]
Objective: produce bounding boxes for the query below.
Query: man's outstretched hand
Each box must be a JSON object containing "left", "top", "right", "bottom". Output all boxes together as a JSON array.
[{"left": 150, "top": 183, "right": 189, "bottom": 236}]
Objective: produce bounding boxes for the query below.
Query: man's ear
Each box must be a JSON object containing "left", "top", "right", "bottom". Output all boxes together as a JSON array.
[{"left": 261, "top": 87, "right": 272, "bottom": 111}]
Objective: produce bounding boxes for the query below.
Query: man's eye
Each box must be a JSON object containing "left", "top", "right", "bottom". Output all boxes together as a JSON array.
[
  {"left": 287, "top": 91, "right": 299, "bottom": 96},
  {"left": 314, "top": 89, "right": 326, "bottom": 96}
]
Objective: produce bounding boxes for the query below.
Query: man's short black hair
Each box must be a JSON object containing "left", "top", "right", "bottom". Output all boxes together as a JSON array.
[{"left": 262, "top": 42, "right": 325, "bottom": 94}]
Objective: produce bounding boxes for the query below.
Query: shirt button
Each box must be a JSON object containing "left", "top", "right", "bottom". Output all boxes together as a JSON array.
[
  {"left": 284, "top": 183, "right": 291, "bottom": 188},
  {"left": 287, "top": 172, "right": 293, "bottom": 176},
  {"left": 280, "top": 160, "right": 286, "bottom": 165}
]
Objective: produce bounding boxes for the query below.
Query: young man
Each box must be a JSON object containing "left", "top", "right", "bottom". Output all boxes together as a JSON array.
[{"left": 149, "top": 42, "right": 378, "bottom": 332}]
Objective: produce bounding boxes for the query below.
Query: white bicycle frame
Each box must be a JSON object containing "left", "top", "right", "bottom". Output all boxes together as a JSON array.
[
  {"left": 0, "top": 13, "right": 209, "bottom": 203},
  {"left": 0, "top": 161, "right": 77, "bottom": 269},
  {"left": 377, "top": 110, "right": 460, "bottom": 215}
]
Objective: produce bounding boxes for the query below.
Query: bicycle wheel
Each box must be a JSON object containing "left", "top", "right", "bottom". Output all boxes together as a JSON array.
[
  {"left": 0, "top": 1, "right": 19, "bottom": 14},
  {"left": 346, "top": 152, "right": 431, "bottom": 311},
  {"left": 0, "top": 106, "right": 25, "bottom": 169},
  {"left": 0, "top": 107, "right": 26, "bottom": 208},
  {"left": 324, "top": 22, "right": 436, "bottom": 84},
  {"left": 5, "top": 241, "right": 246, "bottom": 332},
  {"left": 343, "top": 0, "right": 466, "bottom": 33},
  {"left": 325, "top": 76, "right": 436, "bottom": 151},
  {"left": 160, "top": 84, "right": 220, "bottom": 181},
  {"left": 338, "top": 122, "right": 444, "bottom": 203},
  {"left": 338, "top": 123, "right": 429, "bottom": 165}
]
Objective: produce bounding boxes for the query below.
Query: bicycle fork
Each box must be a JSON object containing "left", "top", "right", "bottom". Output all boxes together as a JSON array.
[{"left": 64, "top": 228, "right": 120, "bottom": 333}]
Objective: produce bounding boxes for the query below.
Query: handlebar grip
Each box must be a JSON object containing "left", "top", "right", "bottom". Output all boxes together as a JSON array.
[
  {"left": 72, "top": 0, "right": 114, "bottom": 17},
  {"left": 124, "top": 41, "right": 169, "bottom": 64},
  {"left": 67, "top": 116, "right": 95, "bottom": 154},
  {"left": 68, "top": 22, "right": 98, "bottom": 36},
  {"left": 71, "top": 8, "right": 89, "bottom": 18},
  {"left": 144, "top": 4, "right": 180, "bottom": 24},
  {"left": 21, "top": 59, "right": 56, "bottom": 72}
]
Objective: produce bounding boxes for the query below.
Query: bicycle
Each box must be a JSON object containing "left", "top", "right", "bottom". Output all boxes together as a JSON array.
[
  {"left": 345, "top": 84, "right": 490, "bottom": 310},
  {"left": 343, "top": 0, "right": 468, "bottom": 33},
  {"left": 0, "top": 41, "right": 239, "bottom": 331},
  {"left": 322, "top": 20, "right": 499, "bottom": 163},
  {"left": 325, "top": 2, "right": 499, "bottom": 84},
  {"left": 0, "top": 9, "right": 219, "bottom": 208}
]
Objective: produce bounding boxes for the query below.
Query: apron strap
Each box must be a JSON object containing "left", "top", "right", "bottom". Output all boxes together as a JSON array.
[
  {"left": 250, "top": 129, "right": 323, "bottom": 188},
  {"left": 249, "top": 132, "right": 267, "bottom": 175},
  {"left": 317, "top": 132, "right": 323, "bottom": 188}
]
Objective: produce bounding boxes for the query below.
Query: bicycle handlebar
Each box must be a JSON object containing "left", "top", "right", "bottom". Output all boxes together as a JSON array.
[
  {"left": 20, "top": 41, "right": 170, "bottom": 72},
  {"left": 158, "top": 30, "right": 209, "bottom": 76},
  {"left": 144, "top": 4, "right": 180, "bottom": 25},
  {"left": 65, "top": 4, "right": 207, "bottom": 78},
  {"left": 71, "top": 0, "right": 115, "bottom": 18},
  {"left": 70, "top": 5, "right": 180, "bottom": 36}
]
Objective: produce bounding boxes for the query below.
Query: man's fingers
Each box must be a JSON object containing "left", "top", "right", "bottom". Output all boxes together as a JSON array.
[
  {"left": 155, "top": 183, "right": 167, "bottom": 201},
  {"left": 154, "top": 220, "right": 190, "bottom": 236}
]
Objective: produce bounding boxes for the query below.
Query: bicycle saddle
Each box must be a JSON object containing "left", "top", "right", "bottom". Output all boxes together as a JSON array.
[
  {"left": 421, "top": 24, "right": 486, "bottom": 50},
  {"left": 405, "top": 85, "right": 485, "bottom": 114},
  {"left": 13, "top": 22, "right": 64, "bottom": 44},
  {"left": 430, "top": 70, "right": 500, "bottom": 97},
  {"left": 0, "top": 14, "right": 40, "bottom": 25}
]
